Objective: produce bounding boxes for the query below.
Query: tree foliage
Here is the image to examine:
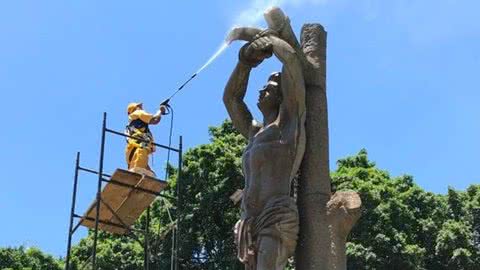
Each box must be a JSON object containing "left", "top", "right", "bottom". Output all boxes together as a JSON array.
[
  {"left": 5, "top": 121, "right": 479, "bottom": 269},
  {"left": 0, "top": 246, "right": 63, "bottom": 270},
  {"left": 333, "top": 149, "right": 480, "bottom": 269},
  {"left": 69, "top": 121, "right": 246, "bottom": 270}
]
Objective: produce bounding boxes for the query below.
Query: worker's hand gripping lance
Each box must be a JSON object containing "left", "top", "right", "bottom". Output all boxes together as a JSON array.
[
  {"left": 159, "top": 98, "right": 171, "bottom": 115},
  {"left": 158, "top": 72, "right": 198, "bottom": 115}
]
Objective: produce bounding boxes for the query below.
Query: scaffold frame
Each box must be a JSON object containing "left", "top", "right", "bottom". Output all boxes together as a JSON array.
[{"left": 64, "top": 112, "right": 183, "bottom": 270}]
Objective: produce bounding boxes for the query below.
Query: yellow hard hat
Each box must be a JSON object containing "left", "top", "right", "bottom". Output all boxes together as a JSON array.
[{"left": 127, "top": 102, "right": 142, "bottom": 114}]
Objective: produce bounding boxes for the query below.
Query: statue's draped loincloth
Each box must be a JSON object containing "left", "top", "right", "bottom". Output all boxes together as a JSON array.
[{"left": 234, "top": 195, "right": 299, "bottom": 269}]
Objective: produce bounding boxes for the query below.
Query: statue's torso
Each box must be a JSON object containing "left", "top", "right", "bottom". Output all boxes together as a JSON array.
[{"left": 241, "top": 122, "right": 296, "bottom": 218}]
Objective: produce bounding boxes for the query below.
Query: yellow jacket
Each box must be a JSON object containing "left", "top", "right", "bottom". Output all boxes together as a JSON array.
[{"left": 127, "top": 110, "right": 155, "bottom": 152}]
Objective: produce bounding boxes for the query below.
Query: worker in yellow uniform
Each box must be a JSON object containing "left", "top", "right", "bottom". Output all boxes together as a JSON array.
[{"left": 125, "top": 102, "right": 166, "bottom": 177}]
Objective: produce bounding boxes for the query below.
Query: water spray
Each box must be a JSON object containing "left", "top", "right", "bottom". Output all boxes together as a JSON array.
[
  {"left": 160, "top": 42, "right": 231, "bottom": 107},
  {"left": 160, "top": 2, "right": 285, "bottom": 107}
]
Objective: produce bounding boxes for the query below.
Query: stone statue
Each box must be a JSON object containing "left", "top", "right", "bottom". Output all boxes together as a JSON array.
[
  {"left": 223, "top": 28, "right": 306, "bottom": 269},
  {"left": 226, "top": 7, "right": 362, "bottom": 270}
]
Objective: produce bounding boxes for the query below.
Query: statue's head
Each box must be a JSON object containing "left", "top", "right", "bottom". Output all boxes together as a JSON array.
[{"left": 258, "top": 72, "right": 282, "bottom": 115}]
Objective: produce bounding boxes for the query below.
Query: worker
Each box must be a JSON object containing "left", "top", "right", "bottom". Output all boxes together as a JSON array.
[{"left": 125, "top": 102, "right": 166, "bottom": 177}]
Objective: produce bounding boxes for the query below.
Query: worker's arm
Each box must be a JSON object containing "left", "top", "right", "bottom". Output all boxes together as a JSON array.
[{"left": 149, "top": 106, "right": 166, "bottom": 125}]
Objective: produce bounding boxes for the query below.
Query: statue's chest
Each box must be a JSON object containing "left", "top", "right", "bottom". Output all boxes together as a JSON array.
[
  {"left": 243, "top": 125, "right": 289, "bottom": 169},
  {"left": 252, "top": 124, "right": 281, "bottom": 144}
]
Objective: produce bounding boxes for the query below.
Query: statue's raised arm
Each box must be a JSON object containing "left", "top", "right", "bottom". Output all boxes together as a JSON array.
[
  {"left": 224, "top": 28, "right": 306, "bottom": 270},
  {"left": 223, "top": 27, "right": 270, "bottom": 139},
  {"left": 222, "top": 52, "right": 256, "bottom": 139},
  {"left": 265, "top": 33, "right": 306, "bottom": 139},
  {"left": 225, "top": 8, "right": 362, "bottom": 270},
  {"left": 224, "top": 30, "right": 305, "bottom": 142}
]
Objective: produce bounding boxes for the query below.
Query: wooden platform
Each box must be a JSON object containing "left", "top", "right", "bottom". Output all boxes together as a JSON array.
[{"left": 80, "top": 169, "right": 167, "bottom": 234}]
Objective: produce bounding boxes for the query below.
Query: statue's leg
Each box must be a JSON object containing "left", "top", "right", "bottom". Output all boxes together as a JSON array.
[{"left": 256, "top": 236, "right": 289, "bottom": 270}]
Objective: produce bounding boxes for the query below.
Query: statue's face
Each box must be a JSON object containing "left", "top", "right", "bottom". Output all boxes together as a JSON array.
[
  {"left": 258, "top": 72, "right": 282, "bottom": 115},
  {"left": 257, "top": 78, "right": 281, "bottom": 114}
]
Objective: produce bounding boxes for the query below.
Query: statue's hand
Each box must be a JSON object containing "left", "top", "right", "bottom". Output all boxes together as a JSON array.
[
  {"left": 239, "top": 37, "right": 273, "bottom": 68},
  {"left": 253, "top": 29, "right": 279, "bottom": 40}
]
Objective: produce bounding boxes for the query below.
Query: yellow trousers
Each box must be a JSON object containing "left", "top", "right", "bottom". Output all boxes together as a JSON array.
[{"left": 125, "top": 144, "right": 152, "bottom": 170}]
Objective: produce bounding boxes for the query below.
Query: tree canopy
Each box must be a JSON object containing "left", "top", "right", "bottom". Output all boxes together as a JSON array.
[
  {"left": 2, "top": 121, "right": 479, "bottom": 269},
  {"left": 333, "top": 149, "right": 480, "bottom": 269},
  {"left": 0, "top": 246, "right": 63, "bottom": 270}
]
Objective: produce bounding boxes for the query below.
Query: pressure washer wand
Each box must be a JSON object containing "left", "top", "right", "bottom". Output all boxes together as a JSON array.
[{"left": 160, "top": 73, "right": 198, "bottom": 106}]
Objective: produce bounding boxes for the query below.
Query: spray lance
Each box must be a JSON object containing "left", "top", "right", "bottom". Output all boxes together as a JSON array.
[
  {"left": 159, "top": 73, "right": 197, "bottom": 115},
  {"left": 157, "top": 40, "right": 226, "bottom": 110},
  {"left": 157, "top": 36, "right": 237, "bottom": 111},
  {"left": 158, "top": 23, "right": 271, "bottom": 112},
  {"left": 157, "top": 4, "right": 294, "bottom": 111}
]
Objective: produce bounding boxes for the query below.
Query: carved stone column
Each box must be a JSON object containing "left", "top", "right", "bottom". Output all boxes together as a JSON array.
[{"left": 264, "top": 8, "right": 362, "bottom": 270}]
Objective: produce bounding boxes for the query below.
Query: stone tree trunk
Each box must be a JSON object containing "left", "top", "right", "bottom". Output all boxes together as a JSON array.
[{"left": 264, "top": 8, "right": 362, "bottom": 270}]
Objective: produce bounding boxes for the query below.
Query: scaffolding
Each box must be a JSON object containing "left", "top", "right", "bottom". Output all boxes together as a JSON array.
[{"left": 65, "top": 112, "right": 183, "bottom": 270}]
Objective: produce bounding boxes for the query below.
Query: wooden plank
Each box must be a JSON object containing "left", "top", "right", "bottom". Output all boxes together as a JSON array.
[{"left": 80, "top": 169, "right": 167, "bottom": 234}]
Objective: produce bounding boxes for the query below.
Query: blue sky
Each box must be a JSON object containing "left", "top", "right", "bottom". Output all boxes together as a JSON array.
[{"left": 0, "top": 0, "right": 479, "bottom": 257}]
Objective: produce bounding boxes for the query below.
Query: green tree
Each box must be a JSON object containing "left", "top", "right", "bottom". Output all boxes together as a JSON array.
[
  {"left": 175, "top": 121, "right": 245, "bottom": 269},
  {"left": 333, "top": 150, "right": 479, "bottom": 270},
  {"left": 70, "top": 121, "right": 245, "bottom": 270},
  {"left": 435, "top": 220, "right": 477, "bottom": 269},
  {"left": 0, "top": 246, "right": 63, "bottom": 270},
  {"left": 4, "top": 122, "right": 480, "bottom": 269},
  {"left": 66, "top": 122, "right": 480, "bottom": 270}
]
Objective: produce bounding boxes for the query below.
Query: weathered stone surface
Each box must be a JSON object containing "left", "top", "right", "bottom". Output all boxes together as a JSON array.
[
  {"left": 224, "top": 14, "right": 306, "bottom": 269},
  {"left": 295, "top": 22, "right": 334, "bottom": 270},
  {"left": 296, "top": 18, "right": 362, "bottom": 270},
  {"left": 225, "top": 7, "right": 361, "bottom": 270},
  {"left": 327, "top": 192, "right": 362, "bottom": 269}
]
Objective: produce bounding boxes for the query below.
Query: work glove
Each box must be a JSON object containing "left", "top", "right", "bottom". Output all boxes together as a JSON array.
[{"left": 159, "top": 105, "right": 167, "bottom": 115}]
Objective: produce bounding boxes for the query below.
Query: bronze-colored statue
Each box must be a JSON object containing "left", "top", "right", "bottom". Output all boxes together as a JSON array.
[
  {"left": 223, "top": 28, "right": 306, "bottom": 269},
  {"left": 226, "top": 7, "right": 362, "bottom": 270}
]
